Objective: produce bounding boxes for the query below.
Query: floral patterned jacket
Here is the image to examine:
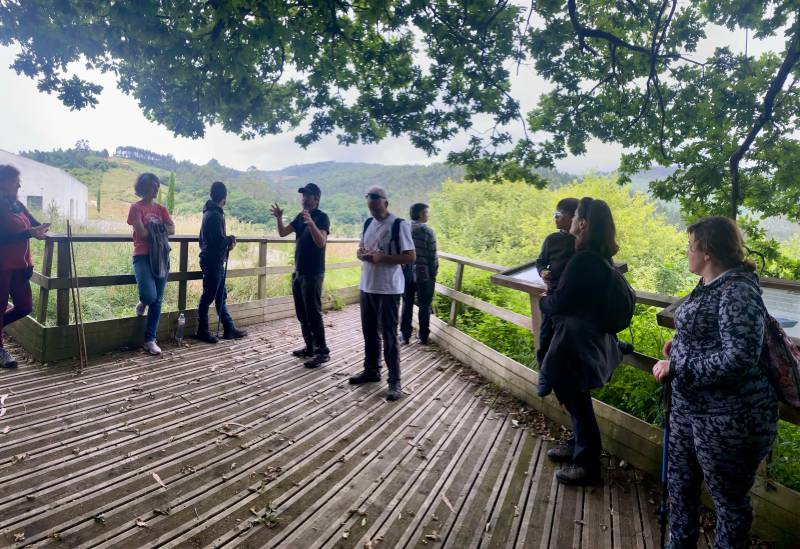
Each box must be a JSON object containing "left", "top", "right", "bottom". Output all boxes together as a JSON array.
[{"left": 669, "top": 267, "right": 776, "bottom": 415}]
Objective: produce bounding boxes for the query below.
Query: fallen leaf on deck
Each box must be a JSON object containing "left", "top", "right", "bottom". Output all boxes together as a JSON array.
[
  {"left": 13, "top": 532, "right": 24, "bottom": 542},
  {"left": 152, "top": 472, "right": 167, "bottom": 489},
  {"left": 2, "top": 425, "right": 10, "bottom": 434},
  {"left": 136, "top": 519, "right": 148, "bottom": 528},
  {"left": 441, "top": 495, "right": 455, "bottom": 513}
]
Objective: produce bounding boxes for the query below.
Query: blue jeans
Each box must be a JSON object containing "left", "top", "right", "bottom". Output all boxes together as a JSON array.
[{"left": 133, "top": 255, "right": 167, "bottom": 342}]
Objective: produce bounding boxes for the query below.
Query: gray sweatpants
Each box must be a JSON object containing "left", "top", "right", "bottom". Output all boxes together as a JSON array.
[{"left": 667, "top": 405, "right": 777, "bottom": 549}]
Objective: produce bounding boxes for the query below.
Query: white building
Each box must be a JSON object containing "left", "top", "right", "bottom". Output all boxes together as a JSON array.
[{"left": 0, "top": 149, "right": 89, "bottom": 222}]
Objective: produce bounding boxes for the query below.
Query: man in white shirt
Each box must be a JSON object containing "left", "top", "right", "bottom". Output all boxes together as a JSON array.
[{"left": 350, "top": 186, "right": 416, "bottom": 401}]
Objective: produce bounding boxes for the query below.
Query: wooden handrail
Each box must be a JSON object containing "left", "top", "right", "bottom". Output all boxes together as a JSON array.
[{"left": 40, "top": 233, "right": 360, "bottom": 244}]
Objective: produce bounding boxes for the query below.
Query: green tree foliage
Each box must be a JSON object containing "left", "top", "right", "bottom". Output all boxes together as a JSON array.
[
  {"left": 167, "top": 172, "right": 176, "bottom": 214},
  {"left": 3, "top": 2, "right": 798, "bottom": 222}
]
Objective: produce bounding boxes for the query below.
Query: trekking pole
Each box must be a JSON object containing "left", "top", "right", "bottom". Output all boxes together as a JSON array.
[
  {"left": 659, "top": 382, "right": 672, "bottom": 549},
  {"left": 215, "top": 248, "right": 230, "bottom": 338},
  {"left": 66, "top": 222, "right": 88, "bottom": 373}
]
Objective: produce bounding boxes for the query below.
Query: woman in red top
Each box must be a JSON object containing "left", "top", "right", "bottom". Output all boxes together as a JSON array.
[
  {"left": 0, "top": 165, "right": 49, "bottom": 368},
  {"left": 127, "top": 173, "right": 175, "bottom": 355}
]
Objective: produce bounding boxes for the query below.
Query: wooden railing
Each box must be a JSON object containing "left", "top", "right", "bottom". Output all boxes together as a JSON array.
[
  {"left": 32, "top": 234, "right": 361, "bottom": 326},
  {"left": 434, "top": 251, "right": 800, "bottom": 426}
]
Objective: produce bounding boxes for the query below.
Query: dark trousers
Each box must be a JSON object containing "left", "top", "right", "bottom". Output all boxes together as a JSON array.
[
  {"left": 400, "top": 278, "right": 435, "bottom": 342},
  {"left": 292, "top": 272, "right": 328, "bottom": 355},
  {"left": 561, "top": 390, "right": 602, "bottom": 473},
  {"left": 667, "top": 405, "right": 777, "bottom": 548},
  {"left": 197, "top": 260, "right": 233, "bottom": 331},
  {"left": 360, "top": 291, "right": 401, "bottom": 384},
  {"left": 0, "top": 268, "right": 33, "bottom": 347}
]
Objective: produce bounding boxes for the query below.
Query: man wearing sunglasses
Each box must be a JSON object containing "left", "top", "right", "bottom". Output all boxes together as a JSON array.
[{"left": 351, "top": 186, "right": 416, "bottom": 401}]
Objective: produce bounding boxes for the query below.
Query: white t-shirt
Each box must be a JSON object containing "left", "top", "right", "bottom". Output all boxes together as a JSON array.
[{"left": 359, "top": 213, "right": 415, "bottom": 294}]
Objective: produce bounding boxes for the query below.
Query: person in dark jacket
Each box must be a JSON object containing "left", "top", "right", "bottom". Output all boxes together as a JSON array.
[
  {"left": 196, "top": 181, "right": 247, "bottom": 343},
  {"left": 270, "top": 183, "right": 331, "bottom": 368},
  {"left": 0, "top": 165, "right": 49, "bottom": 369},
  {"left": 652, "top": 216, "right": 777, "bottom": 549},
  {"left": 534, "top": 197, "right": 578, "bottom": 396},
  {"left": 540, "top": 197, "right": 622, "bottom": 486},
  {"left": 400, "top": 202, "right": 438, "bottom": 344}
]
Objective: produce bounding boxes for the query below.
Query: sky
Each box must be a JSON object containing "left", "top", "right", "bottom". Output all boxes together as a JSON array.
[{"left": 0, "top": 11, "right": 786, "bottom": 175}]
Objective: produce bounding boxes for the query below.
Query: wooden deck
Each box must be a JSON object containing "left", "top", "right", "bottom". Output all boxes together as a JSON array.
[{"left": 1, "top": 305, "right": 669, "bottom": 548}]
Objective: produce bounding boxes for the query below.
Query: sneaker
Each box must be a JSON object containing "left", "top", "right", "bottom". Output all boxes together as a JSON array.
[
  {"left": 555, "top": 465, "right": 602, "bottom": 486},
  {"left": 349, "top": 371, "right": 381, "bottom": 385},
  {"left": 304, "top": 354, "right": 330, "bottom": 369},
  {"left": 135, "top": 302, "right": 146, "bottom": 317},
  {"left": 142, "top": 340, "right": 162, "bottom": 355},
  {"left": 386, "top": 383, "right": 402, "bottom": 401},
  {"left": 196, "top": 330, "right": 219, "bottom": 344},
  {"left": 546, "top": 445, "right": 573, "bottom": 464},
  {"left": 0, "top": 348, "right": 18, "bottom": 369},
  {"left": 292, "top": 346, "right": 314, "bottom": 358},
  {"left": 222, "top": 327, "right": 248, "bottom": 340},
  {"left": 400, "top": 336, "right": 410, "bottom": 345}
]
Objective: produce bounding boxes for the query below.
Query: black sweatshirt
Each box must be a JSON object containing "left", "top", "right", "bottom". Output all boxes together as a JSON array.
[
  {"left": 199, "top": 200, "right": 232, "bottom": 265},
  {"left": 535, "top": 230, "right": 575, "bottom": 291}
]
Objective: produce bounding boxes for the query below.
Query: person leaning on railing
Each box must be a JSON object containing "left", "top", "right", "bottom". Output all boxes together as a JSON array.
[
  {"left": 0, "top": 165, "right": 49, "bottom": 369},
  {"left": 538, "top": 197, "right": 623, "bottom": 486},
  {"left": 652, "top": 216, "right": 778, "bottom": 549},
  {"left": 127, "top": 173, "right": 175, "bottom": 356}
]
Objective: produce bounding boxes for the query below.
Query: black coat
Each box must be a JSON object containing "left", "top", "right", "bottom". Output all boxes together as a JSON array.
[
  {"left": 199, "top": 200, "right": 232, "bottom": 265},
  {"left": 539, "top": 249, "right": 622, "bottom": 399}
]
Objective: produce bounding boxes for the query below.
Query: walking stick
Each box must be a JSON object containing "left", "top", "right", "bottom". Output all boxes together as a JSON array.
[
  {"left": 215, "top": 248, "right": 230, "bottom": 338},
  {"left": 66, "top": 222, "right": 88, "bottom": 373},
  {"left": 659, "top": 382, "right": 672, "bottom": 548}
]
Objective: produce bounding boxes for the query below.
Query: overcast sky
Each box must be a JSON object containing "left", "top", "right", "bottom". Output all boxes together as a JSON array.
[{"left": 0, "top": 13, "right": 785, "bottom": 175}]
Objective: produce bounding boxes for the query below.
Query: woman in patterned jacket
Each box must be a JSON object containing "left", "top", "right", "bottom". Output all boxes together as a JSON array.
[{"left": 652, "top": 216, "right": 777, "bottom": 549}]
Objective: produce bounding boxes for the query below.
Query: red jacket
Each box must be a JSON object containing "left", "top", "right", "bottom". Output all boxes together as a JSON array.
[{"left": 0, "top": 199, "right": 38, "bottom": 271}]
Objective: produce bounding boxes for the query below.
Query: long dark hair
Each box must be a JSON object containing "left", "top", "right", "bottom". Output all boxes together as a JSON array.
[
  {"left": 687, "top": 216, "right": 756, "bottom": 272},
  {"left": 575, "top": 197, "right": 619, "bottom": 259}
]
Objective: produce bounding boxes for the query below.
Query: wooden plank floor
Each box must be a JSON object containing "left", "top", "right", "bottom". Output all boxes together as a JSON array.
[{"left": 1, "top": 305, "right": 665, "bottom": 548}]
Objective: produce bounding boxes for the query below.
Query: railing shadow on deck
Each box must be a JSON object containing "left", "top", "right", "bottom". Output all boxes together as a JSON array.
[{"left": 6, "top": 233, "right": 800, "bottom": 547}]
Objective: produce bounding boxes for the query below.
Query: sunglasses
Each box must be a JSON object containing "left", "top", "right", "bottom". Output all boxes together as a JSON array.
[{"left": 365, "top": 193, "right": 385, "bottom": 200}]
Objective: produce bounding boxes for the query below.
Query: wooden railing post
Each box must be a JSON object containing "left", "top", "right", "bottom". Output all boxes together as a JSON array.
[
  {"left": 36, "top": 238, "right": 54, "bottom": 324},
  {"left": 258, "top": 241, "right": 268, "bottom": 300},
  {"left": 529, "top": 293, "right": 543, "bottom": 344},
  {"left": 177, "top": 241, "right": 188, "bottom": 311},
  {"left": 448, "top": 262, "right": 464, "bottom": 326},
  {"left": 55, "top": 240, "right": 71, "bottom": 326}
]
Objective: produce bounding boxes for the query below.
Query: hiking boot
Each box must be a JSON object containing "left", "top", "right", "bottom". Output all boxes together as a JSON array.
[
  {"left": 135, "top": 301, "right": 146, "bottom": 317},
  {"left": 618, "top": 340, "right": 635, "bottom": 355},
  {"left": 386, "top": 383, "right": 402, "bottom": 402},
  {"left": 304, "top": 354, "right": 330, "bottom": 369},
  {"left": 555, "top": 465, "right": 602, "bottom": 486},
  {"left": 142, "top": 340, "right": 162, "bottom": 355},
  {"left": 196, "top": 330, "right": 218, "bottom": 344},
  {"left": 0, "top": 348, "right": 18, "bottom": 369},
  {"left": 292, "top": 346, "right": 314, "bottom": 358},
  {"left": 546, "top": 445, "right": 573, "bottom": 464},
  {"left": 222, "top": 327, "right": 248, "bottom": 340},
  {"left": 349, "top": 371, "right": 381, "bottom": 385}
]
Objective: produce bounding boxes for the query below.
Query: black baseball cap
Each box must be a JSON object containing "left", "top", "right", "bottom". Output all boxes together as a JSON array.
[{"left": 297, "top": 182, "right": 321, "bottom": 197}]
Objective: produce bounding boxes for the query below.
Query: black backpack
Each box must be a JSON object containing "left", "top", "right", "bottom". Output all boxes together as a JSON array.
[
  {"left": 363, "top": 217, "right": 411, "bottom": 279},
  {"left": 600, "top": 263, "right": 636, "bottom": 334}
]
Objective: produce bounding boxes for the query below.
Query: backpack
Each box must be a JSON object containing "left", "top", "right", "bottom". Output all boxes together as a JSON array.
[
  {"left": 760, "top": 314, "right": 800, "bottom": 410},
  {"left": 363, "top": 217, "right": 411, "bottom": 279},
  {"left": 600, "top": 263, "right": 636, "bottom": 334},
  {"left": 362, "top": 216, "right": 405, "bottom": 255}
]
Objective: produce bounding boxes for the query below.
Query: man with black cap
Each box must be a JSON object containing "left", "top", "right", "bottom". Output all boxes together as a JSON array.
[
  {"left": 196, "top": 181, "right": 247, "bottom": 343},
  {"left": 270, "top": 183, "right": 331, "bottom": 367}
]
